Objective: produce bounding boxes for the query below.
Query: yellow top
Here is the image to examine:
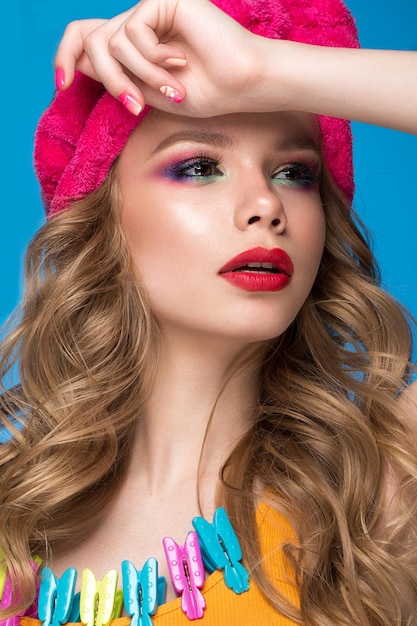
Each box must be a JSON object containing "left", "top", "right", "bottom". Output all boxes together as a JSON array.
[{"left": 21, "top": 500, "right": 299, "bottom": 626}]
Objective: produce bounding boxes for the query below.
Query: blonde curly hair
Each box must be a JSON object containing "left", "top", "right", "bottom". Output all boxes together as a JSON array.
[{"left": 0, "top": 163, "right": 416, "bottom": 625}]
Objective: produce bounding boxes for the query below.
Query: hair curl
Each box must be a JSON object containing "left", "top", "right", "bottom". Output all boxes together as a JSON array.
[
  {"left": 222, "top": 172, "right": 417, "bottom": 624},
  {"left": 0, "top": 164, "right": 416, "bottom": 625}
]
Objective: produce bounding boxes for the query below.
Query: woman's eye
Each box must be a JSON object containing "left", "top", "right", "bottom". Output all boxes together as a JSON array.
[
  {"left": 272, "top": 163, "right": 320, "bottom": 188},
  {"left": 172, "top": 158, "right": 223, "bottom": 179}
]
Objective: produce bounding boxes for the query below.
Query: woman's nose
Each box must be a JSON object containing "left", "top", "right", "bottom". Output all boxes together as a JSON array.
[{"left": 233, "top": 176, "right": 287, "bottom": 233}]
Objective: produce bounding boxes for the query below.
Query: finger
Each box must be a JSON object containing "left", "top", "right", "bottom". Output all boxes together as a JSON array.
[
  {"left": 82, "top": 25, "right": 186, "bottom": 110},
  {"left": 75, "top": 52, "right": 101, "bottom": 82},
  {"left": 54, "top": 19, "right": 106, "bottom": 90},
  {"left": 122, "top": 4, "right": 187, "bottom": 66},
  {"left": 107, "top": 28, "right": 186, "bottom": 98},
  {"left": 81, "top": 40, "right": 145, "bottom": 114}
]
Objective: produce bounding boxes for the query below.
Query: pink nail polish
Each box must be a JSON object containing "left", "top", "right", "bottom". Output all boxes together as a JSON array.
[
  {"left": 119, "top": 93, "right": 142, "bottom": 116},
  {"left": 160, "top": 86, "right": 184, "bottom": 104},
  {"left": 55, "top": 67, "right": 65, "bottom": 90}
]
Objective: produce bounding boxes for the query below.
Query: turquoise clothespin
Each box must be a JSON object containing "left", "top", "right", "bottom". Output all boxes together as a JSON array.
[
  {"left": 192, "top": 507, "right": 250, "bottom": 594},
  {"left": 38, "top": 567, "right": 77, "bottom": 626},
  {"left": 67, "top": 592, "right": 81, "bottom": 623},
  {"left": 122, "top": 558, "right": 166, "bottom": 626}
]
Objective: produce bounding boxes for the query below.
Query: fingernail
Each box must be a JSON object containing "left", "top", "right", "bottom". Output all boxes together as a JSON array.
[
  {"left": 160, "top": 86, "right": 184, "bottom": 104},
  {"left": 164, "top": 57, "right": 187, "bottom": 67},
  {"left": 55, "top": 67, "right": 65, "bottom": 90},
  {"left": 119, "top": 93, "right": 142, "bottom": 116}
]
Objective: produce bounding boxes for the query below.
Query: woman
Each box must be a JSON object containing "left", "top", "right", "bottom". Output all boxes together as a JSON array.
[{"left": 1, "top": 0, "right": 417, "bottom": 624}]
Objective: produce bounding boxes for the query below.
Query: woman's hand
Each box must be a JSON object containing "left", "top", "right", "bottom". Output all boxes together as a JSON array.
[
  {"left": 54, "top": 0, "right": 267, "bottom": 118},
  {"left": 55, "top": 0, "right": 417, "bottom": 133}
]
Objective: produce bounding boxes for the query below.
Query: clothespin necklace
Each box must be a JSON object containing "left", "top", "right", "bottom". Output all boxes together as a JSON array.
[{"left": 0, "top": 507, "right": 250, "bottom": 626}]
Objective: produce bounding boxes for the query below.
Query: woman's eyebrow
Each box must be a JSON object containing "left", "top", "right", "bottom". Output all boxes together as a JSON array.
[
  {"left": 151, "top": 129, "right": 321, "bottom": 156},
  {"left": 152, "top": 130, "right": 235, "bottom": 154},
  {"left": 275, "top": 135, "right": 321, "bottom": 156}
]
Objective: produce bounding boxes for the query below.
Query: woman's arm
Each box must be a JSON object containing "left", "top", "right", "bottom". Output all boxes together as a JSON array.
[
  {"left": 264, "top": 44, "right": 417, "bottom": 134},
  {"left": 54, "top": 0, "right": 417, "bottom": 133}
]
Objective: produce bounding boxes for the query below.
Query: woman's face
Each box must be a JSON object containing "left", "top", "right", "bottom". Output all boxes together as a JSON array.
[{"left": 118, "top": 110, "right": 325, "bottom": 345}]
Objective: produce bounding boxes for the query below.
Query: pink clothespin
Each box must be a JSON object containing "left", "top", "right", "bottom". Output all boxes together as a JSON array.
[
  {"left": 163, "top": 532, "right": 205, "bottom": 620},
  {"left": 0, "top": 559, "right": 41, "bottom": 626}
]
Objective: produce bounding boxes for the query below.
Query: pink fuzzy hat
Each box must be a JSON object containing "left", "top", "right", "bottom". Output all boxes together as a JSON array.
[{"left": 35, "top": 0, "right": 359, "bottom": 216}]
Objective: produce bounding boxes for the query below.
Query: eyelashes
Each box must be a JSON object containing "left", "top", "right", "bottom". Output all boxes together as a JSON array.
[
  {"left": 271, "top": 163, "right": 321, "bottom": 188},
  {"left": 161, "top": 154, "right": 321, "bottom": 188},
  {"left": 164, "top": 155, "right": 223, "bottom": 181}
]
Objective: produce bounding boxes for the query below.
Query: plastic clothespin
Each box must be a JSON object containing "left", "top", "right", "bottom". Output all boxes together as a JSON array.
[
  {"left": 67, "top": 592, "right": 81, "bottom": 623},
  {"left": 38, "top": 567, "right": 77, "bottom": 626},
  {"left": 112, "top": 591, "right": 124, "bottom": 621},
  {"left": 192, "top": 507, "right": 250, "bottom": 594},
  {"left": 163, "top": 531, "right": 205, "bottom": 620},
  {"left": 0, "top": 558, "right": 41, "bottom": 626},
  {"left": 0, "top": 548, "right": 6, "bottom": 603},
  {"left": 69, "top": 582, "right": 121, "bottom": 625},
  {"left": 80, "top": 569, "right": 119, "bottom": 626},
  {"left": 25, "top": 557, "right": 43, "bottom": 620},
  {"left": 0, "top": 571, "right": 19, "bottom": 626},
  {"left": 122, "top": 558, "right": 166, "bottom": 626}
]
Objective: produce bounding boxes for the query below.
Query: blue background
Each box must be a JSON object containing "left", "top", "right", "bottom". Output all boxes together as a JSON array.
[{"left": 1, "top": 1, "right": 416, "bottom": 348}]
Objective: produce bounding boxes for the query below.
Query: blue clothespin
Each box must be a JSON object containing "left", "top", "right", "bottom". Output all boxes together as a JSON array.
[
  {"left": 67, "top": 592, "right": 81, "bottom": 623},
  {"left": 122, "top": 558, "right": 166, "bottom": 626},
  {"left": 38, "top": 567, "right": 77, "bottom": 626},
  {"left": 192, "top": 507, "right": 250, "bottom": 594}
]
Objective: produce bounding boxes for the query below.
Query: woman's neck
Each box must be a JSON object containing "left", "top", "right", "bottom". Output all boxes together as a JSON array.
[
  {"left": 50, "top": 334, "right": 263, "bottom": 581},
  {"left": 129, "top": 332, "right": 262, "bottom": 507}
]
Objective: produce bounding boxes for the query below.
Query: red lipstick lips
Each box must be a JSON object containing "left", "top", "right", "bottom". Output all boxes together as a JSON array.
[{"left": 219, "top": 247, "right": 294, "bottom": 292}]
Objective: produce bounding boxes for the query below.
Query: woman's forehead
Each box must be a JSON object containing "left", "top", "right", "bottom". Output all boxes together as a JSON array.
[{"left": 123, "top": 109, "right": 321, "bottom": 158}]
